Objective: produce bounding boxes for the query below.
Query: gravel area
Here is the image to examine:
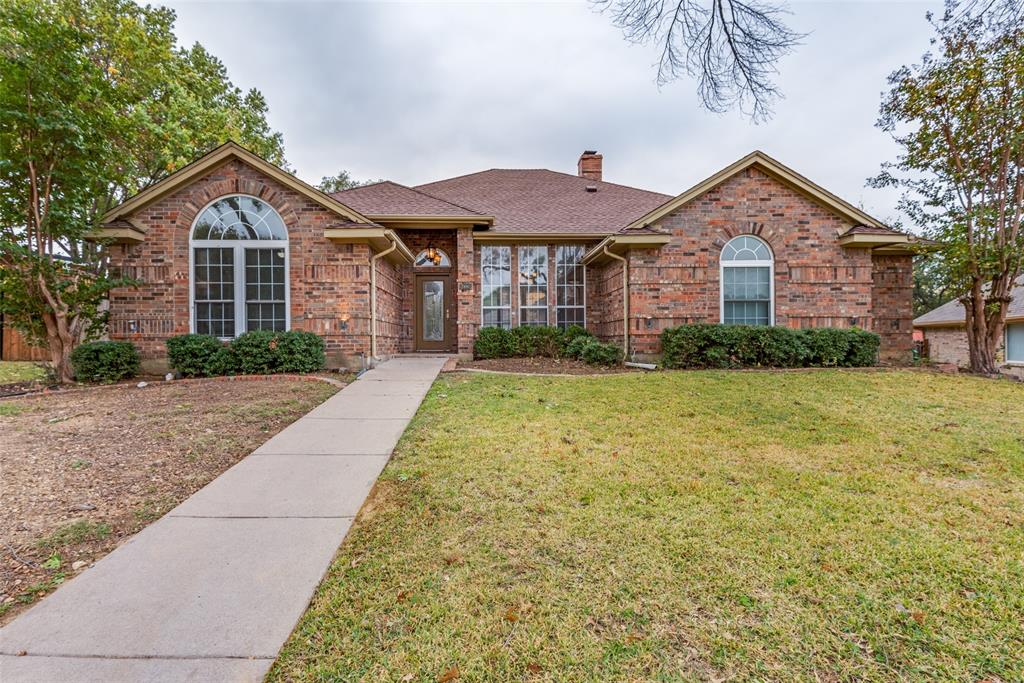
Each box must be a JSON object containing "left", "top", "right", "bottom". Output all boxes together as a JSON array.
[{"left": 0, "top": 376, "right": 340, "bottom": 625}]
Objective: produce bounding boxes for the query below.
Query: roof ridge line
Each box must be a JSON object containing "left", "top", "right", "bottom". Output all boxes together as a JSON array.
[{"left": 418, "top": 167, "right": 672, "bottom": 199}]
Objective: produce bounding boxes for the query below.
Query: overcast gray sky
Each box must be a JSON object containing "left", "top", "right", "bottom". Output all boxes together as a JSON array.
[{"left": 165, "top": 0, "right": 942, "bottom": 223}]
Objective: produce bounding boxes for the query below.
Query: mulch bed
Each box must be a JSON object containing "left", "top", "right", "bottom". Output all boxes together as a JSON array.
[
  {"left": 0, "top": 376, "right": 340, "bottom": 625},
  {"left": 458, "top": 357, "right": 644, "bottom": 375}
]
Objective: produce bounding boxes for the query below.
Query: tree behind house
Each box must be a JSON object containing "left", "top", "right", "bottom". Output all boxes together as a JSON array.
[
  {"left": 873, "top": 5, "right": 1023, "bottom": 374},
  {"left": 0, "top": 0, "right": 287, "bottom": 382}
]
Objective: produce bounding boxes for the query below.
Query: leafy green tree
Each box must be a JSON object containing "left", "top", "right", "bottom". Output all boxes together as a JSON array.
[
  {"left": 913, "top": 256, "right": 953, "bottom": 318},
  {"left": 0, "top": 0, "right": 286, "bottom": 381},
  {"left": 873, "top": 5, "right": 1023, "bottom": 374},
  {"left": 317, "top": 171, "right": 382, "bottom": 193}
]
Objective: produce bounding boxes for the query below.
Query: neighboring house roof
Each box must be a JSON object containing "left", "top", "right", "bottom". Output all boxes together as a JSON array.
[
  {"left": 330, "top": 181, "right": 491, "bottom": 223},
  {"left": 414, "top": 169, "right": 671, "bottom": 235},
  {"left": 98, "top": 141, "right": 375, "bottom": 229},
  {"left": 914, "top": 276, "right": 1024, "bottom": 326}
]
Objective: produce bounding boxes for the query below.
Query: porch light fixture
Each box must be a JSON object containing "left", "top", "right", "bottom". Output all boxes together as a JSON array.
[{"left": 425, "top": 243, "right": 442, "bottom": 266}]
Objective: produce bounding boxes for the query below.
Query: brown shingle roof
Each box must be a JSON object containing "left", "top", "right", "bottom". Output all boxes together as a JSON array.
[
  {"left": 914, "top": 276, "right": 1024, "bottom": 326},
  {"left": 331, "top": 181, "right": 485, "bottom": 218},
  {"left": 414, "top": 169, "right": 671, "bottom": 234}
]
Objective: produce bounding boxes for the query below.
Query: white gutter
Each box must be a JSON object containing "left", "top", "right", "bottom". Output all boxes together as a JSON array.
[
  {"left": 369, "top": 237, "right": 399, "bottom": 361},
  {"left": 602, "top": 245, "right": 629, "bottom": 356}
]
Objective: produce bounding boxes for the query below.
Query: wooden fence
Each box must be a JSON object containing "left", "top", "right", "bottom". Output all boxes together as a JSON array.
[{"left": 1, "top": 322, "right": 48, "bottom": 362}]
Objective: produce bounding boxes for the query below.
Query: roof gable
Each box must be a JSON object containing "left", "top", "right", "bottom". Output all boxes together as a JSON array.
[
  {"left": 624, "top": 151, "right": 891, "bottom": 233},
  {"left": 101, "top": 142, "right": 373, "bottom": 226}
]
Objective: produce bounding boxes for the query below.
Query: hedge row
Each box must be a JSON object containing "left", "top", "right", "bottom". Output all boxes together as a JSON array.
[
  {"left": 660, "top": 324, "right": 879, "bottom": 369},
  {"left": 474, "top": 325, "right": 623, "bottom": 366},
  {"left": 166, "top": 330, "right": 325, "bottom": 377},
  {"left": 70, "top": 341, "right": 140, "bottom": 383}
]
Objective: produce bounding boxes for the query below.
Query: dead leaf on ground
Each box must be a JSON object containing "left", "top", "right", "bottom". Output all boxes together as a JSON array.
[{"left": 437, "top": 665, "right": 459, "bottom": 682}]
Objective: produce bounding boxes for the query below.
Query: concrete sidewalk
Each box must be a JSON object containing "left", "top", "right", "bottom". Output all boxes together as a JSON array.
[{"left": 0, "top": 356, "right": 448, "bottom": 683}]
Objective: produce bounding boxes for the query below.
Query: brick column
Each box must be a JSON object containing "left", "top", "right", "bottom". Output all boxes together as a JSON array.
[{"left": 455, "top": 227, "right": 477, "bottom": 358}]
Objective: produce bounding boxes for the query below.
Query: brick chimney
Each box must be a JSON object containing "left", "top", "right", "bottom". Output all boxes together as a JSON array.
[{"left": 578, "top": 150, "right": 602, "bottom": 182}]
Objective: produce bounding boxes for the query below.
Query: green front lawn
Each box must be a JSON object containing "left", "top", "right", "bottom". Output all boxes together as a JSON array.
[
  {"left": 0, "top": 361, "right": 47, "bottom": 384},
  {"left": 273, "top": 370, "right": 1024, "bottom": 682}
]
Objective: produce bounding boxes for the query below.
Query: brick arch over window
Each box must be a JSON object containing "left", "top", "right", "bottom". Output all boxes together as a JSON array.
[
  {"left": 177, "top": 177, "right": 301, "bottom": 232},
  {"left": 709, "top": 222, "right": 782, "bottom": 256}
]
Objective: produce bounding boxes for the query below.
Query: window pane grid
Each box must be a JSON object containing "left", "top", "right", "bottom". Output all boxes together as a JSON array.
[
  {"left": 244, "top": 248, "right": 287, "bottom": 332},
  {"left": 555, "top": 245, "right": 585, "bottom": 330},
  {"left": 518, "top": 246, "right": 548, "bottom": 326},
  {"left": 481, "top": 246, "right": 511, "bottom": 329},
  {"left": 193, "top": 247, "right": 235, "bottom": 338}
]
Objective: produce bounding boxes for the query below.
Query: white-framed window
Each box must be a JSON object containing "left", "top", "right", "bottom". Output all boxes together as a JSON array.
[
  {"left": 189, "top": 194, "right": 289, "bottom": 338},
  {"left": 1007, "top": 323, "right": 1024, "bottom": 363},
  {"left": 518, "top": 246, "right": 549, "bottom": 326},
  {"left": 720, "top": 235, "right": 774, "bottom": 326},
  {"left": 555, "top": 245, "right": 586, "bottom": 329},
  {"left": 481, "top": 245, "right": 511, "bottom": 329}
]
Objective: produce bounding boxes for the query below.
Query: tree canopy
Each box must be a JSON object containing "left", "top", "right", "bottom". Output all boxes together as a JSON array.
[
  {"left": 872, "top": 3, "right": 1023, "bottom": 373},
  {"left": 0, "top": 0, "right": 287, "bottom": 381}
]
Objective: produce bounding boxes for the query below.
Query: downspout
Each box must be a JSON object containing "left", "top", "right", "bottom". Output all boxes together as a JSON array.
[
  {"left": 369, "top": 235, "right": 398, "bottom": 362},
  {"left": 602, "top": 244, "right": 629, "bottom": 357}
]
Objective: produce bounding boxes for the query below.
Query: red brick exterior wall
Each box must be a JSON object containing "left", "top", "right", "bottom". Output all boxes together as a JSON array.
[
  {"left": 588, "top": 260, "right": 624, "bottom": 343},
  {"left": 620, "top": 167, "right": 913, "bottom": 363},
  {"left": 107, "top": 159, "right": 377, "bottom": 369},
  {"left": 106, "top": 160, "right": 913, "bottom": 367},
  {"left": 871, "top": 255, "right": 914, "bottom": 363}
]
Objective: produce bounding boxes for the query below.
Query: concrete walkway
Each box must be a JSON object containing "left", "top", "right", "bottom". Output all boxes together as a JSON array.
[{"left": 0, "top": 356, "right": 448, "bottom": 682}]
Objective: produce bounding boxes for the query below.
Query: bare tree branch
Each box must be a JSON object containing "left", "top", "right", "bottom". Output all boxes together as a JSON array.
[{"left": 594, "top": 0, "right": 805, "bottom": 121}]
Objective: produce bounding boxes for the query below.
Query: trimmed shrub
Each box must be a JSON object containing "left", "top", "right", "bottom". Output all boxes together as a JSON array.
[
  {"left": 845, "top": 328, "right": 881, "bottom": 367},
  {"left": 275, "top": 331, "right": 326, "bottom": 373},
  {"left": 70, "top": 341, "right": 140, "bottom": 383},
  {"left": 204, "top": 346, "right": 240, "bottom": 376},
  {"left": 230, "top": 330, "right": 283, "bottom": 374},
  {"left": 474, "top": 325, "right": 599, "bottom": 360},
  {"left": 510, "top": 325, "right": 563, "bottom": 357},
  {"left": 579, "top": 339, "right": 623, "bottom": 366},
  {"left": 166, "top": 334, "right": 222, "bottom": 377},
  {"left": 475, "top": 327, "right": 516, "bottom": 359},
  {"left": 167, "top": 330, "right": 326, "bottom": 377},
  {"left": 564, "top": 335, "right": 594, "bottom": 360},
  {"left": 660, "top": 324, "right": 880, "bottom": 369}
]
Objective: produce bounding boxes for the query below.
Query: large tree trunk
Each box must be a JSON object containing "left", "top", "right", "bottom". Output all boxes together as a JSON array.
[
  {"left": 963, "top": 280, "right": 1006, "bottom": 376},
  {"left": 40, "top": 310, "right": 76, "bottom": 383}
]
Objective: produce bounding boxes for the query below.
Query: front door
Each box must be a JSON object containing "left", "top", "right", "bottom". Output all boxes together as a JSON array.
[{"left": 415, "top": 274, "right": 455, "bottom": 351}]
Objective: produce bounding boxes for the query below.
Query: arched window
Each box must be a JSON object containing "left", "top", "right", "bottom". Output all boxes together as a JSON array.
[
  {"left": 720, "top": 235, "right": 774, "bottom": 326},
  {"left": 414, "top": 248, "right": 451, "bottom": 268},
  {"left": 190, "top": 195, "right": 289, "bottom": 338}
]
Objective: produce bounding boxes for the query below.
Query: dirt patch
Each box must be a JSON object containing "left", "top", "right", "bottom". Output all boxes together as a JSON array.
[
  {"left": 0, "top": 376, "right": 340, "bottom": 624},
  {"left": 458, "top": 357, "right": 644, "bottom": 375}
]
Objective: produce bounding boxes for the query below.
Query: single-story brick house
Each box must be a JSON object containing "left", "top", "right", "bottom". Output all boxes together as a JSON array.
[
  {"left": 914, "top": 277, "right": 1024, "bottom": 378},
  {"left": 94, "top": 142, "right": 923, "bottom": 370}
]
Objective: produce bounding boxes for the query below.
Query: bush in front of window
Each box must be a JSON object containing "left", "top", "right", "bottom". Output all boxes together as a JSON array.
[
  {"left": 274, "top": 330, "right": 326, "bottom": 373},
  {"left": 578, "top": 339, "right": 624, "bottom": 366},
  {"left": 70, "top": 341, "right": 140, "bottom": 383},
  {"left": 474, "top": 327, "right": 517, "bottom": 359},
  {"left": 660, "top": 324, "right": 880, "bottom": 369},
  {"left": 165, "top": 331, "right": 325, "bottom": 376},
  {"left": 166, "top": 334, "right": 223, "bottom": 377},
  {"left": 474, "top": 325, "right": 599, "bottom": 360},
  {"left": 511, "top": 326, "right": 564, "bottom": 357},
  {"left": 563, "top": 334, "right": 595, "bottom": 360}
]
